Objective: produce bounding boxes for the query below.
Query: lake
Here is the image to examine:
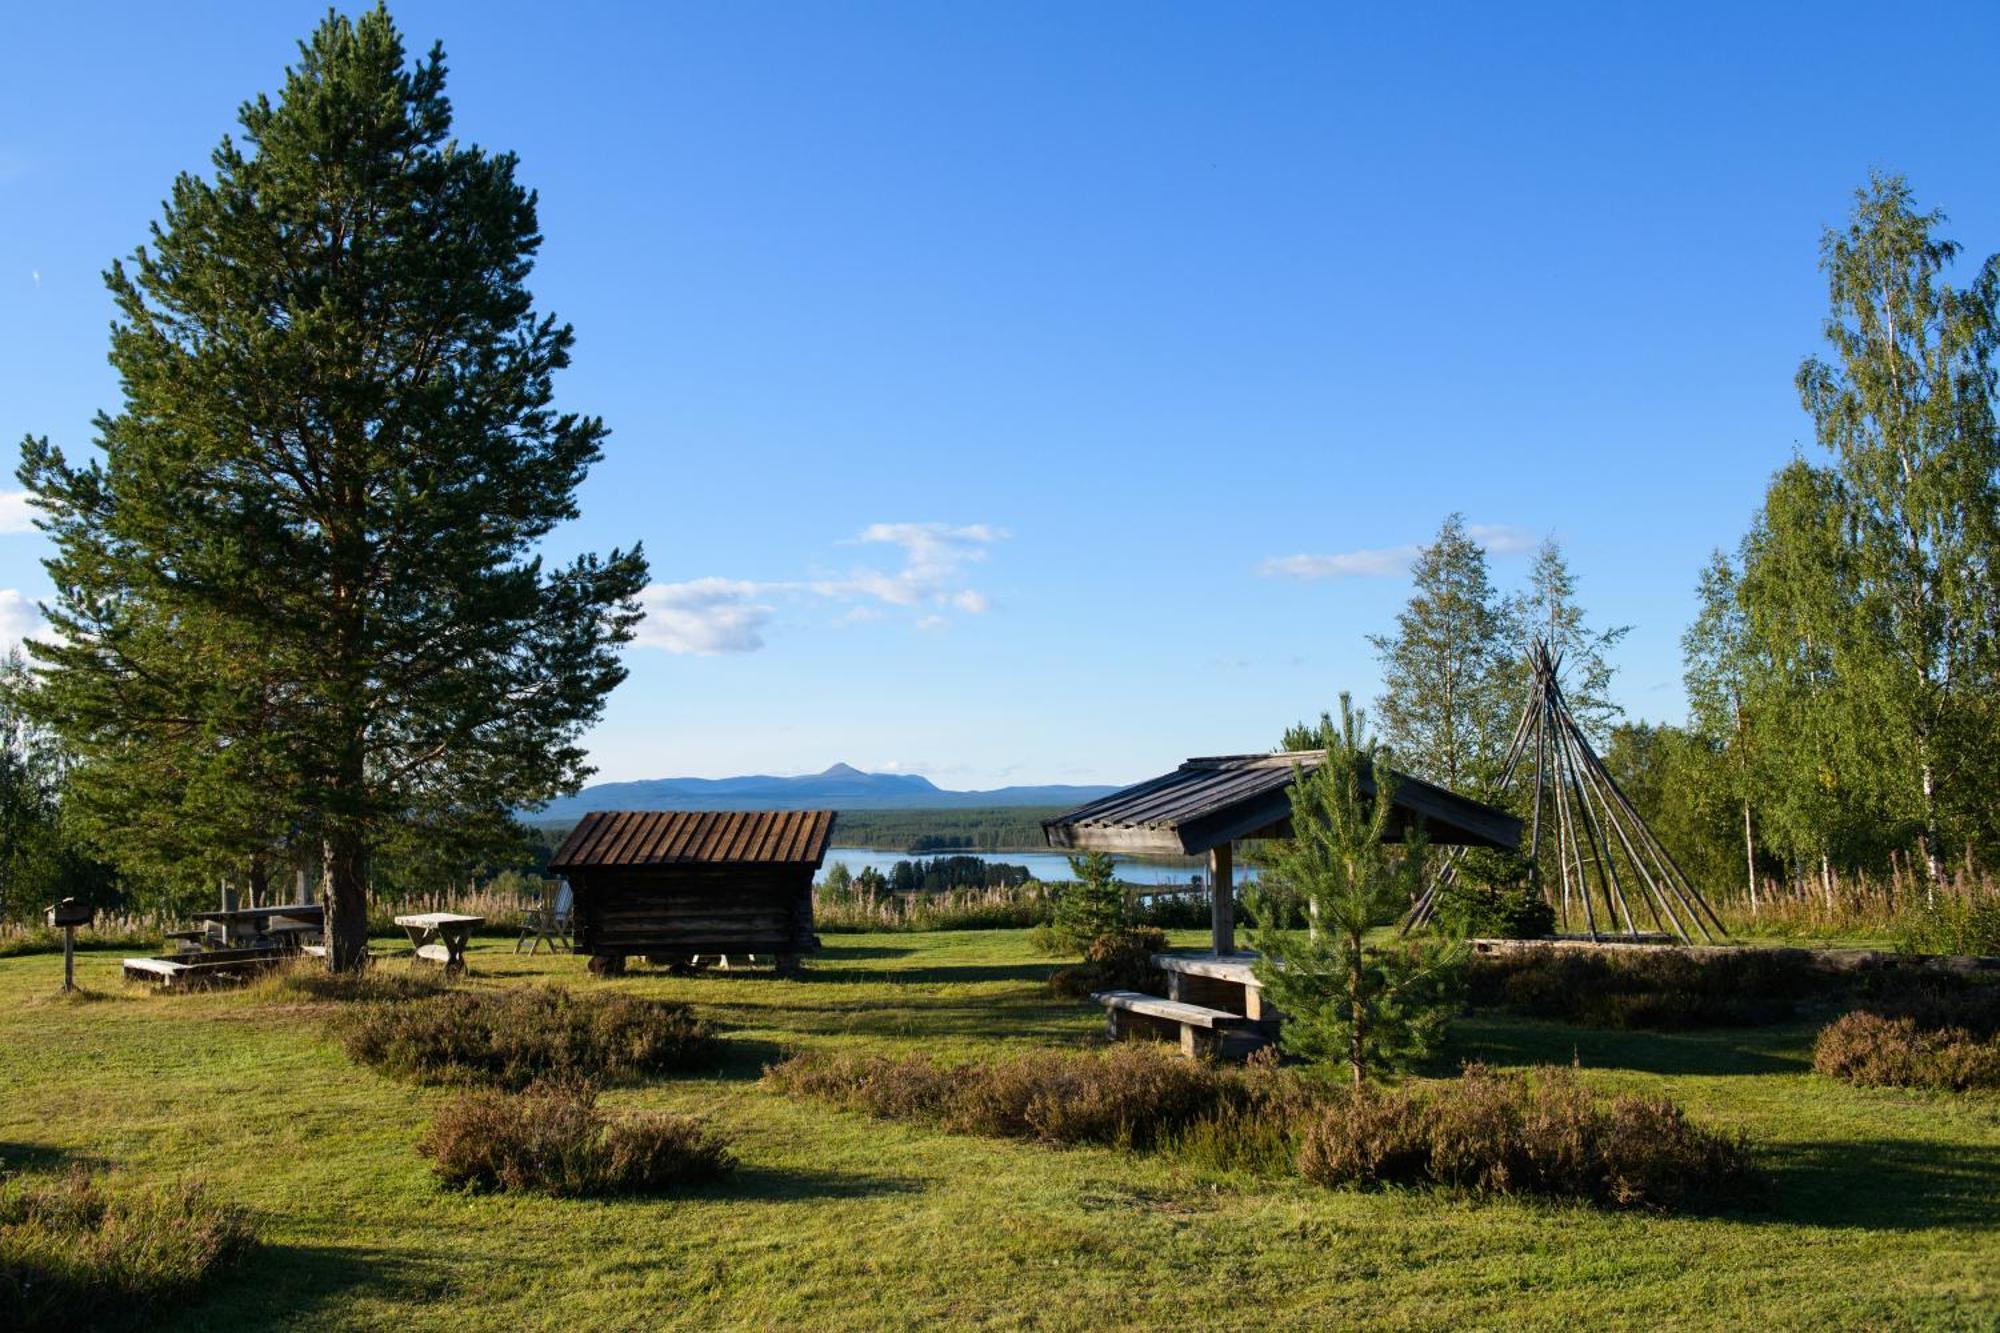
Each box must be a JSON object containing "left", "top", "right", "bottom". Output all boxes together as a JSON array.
[{"left": 815, "top": 845, "right": 1257, "bottom": 889}]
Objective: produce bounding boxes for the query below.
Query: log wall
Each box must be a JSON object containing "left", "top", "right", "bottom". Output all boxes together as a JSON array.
[{"left": 570, "top": 865, "right": 819, "bottom": 957}]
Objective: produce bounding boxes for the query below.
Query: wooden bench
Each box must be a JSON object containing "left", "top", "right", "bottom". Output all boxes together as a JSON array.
[
  {"left": 122, "top": 947, "right": 287, "bottom": 987},
  {"left": 1092, "top": 989, "right": 1263, "bottom": 1058}
]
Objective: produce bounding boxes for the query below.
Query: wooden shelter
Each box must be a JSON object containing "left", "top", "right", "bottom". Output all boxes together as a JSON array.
[
  {"left": 1044, "top": 752, "right": 1521, "bottom": 954},
  {"left": 1045, "top": 752, "right": 1521, "bottom": 1058},
  {"left": 548, "top": 809, "right": 835, "bottom": 976}
]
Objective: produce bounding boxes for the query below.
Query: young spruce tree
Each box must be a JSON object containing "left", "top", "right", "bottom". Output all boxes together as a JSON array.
[
  {"left": 1248, "top": 695, "right": 1463, "bottom": 1086},
  {"left": 1052, "top": 852, "right": 1126, "bottom": 952},
  {"left": 16, "top": 8, "right": 646, "bottom": 968}
]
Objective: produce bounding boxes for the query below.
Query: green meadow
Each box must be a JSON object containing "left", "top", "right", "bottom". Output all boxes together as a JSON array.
[{"left": 3, "top": 930, "right": 1996, "bottom": 1330}]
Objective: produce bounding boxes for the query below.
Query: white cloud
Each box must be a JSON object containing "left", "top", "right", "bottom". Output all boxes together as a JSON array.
[
  {"left": 0, "top": 491, "right": 35, "bottom": 535},
  {"left": 632, "top": 579, "right": 773, "bottom": 655},
  {"left": 0, "top": 590, "right": 45, "bottom": 653},
  {"left": 818, "top": 522, "right": 1006, "bottom": 611},
  {"left": 1467, "top": 523, "right": 1539, "bottom": 554},
  {"left": 1260, "top": 522, "right": 1539, "bottom": 580},
  {"left": 1260, "top": 546, "right": 1417, "bottom": 579},
  {"left": 632, "top": 522, "right": 1008, "bottom": 655}
]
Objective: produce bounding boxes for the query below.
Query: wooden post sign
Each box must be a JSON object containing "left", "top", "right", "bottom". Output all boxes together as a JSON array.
[{"left": 45, "top": 898, "right": 95, "bottom": 993}]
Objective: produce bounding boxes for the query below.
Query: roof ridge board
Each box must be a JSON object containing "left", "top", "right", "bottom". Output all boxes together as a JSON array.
[
  {"left": 631, "top": 812, "right": 677, "bottom": 865},
  {"left": 747, "top": 811, "right": 786, "bottom": 863},
  {"left": 798, "top": 809, "right": 836, "bottom": 863},
  {"left": 720, "top": 810, "right": 765, "bottom": 862},
  {"left": 576, "top": 810, "right": 627, "bottom": 865},
  {"left": 660, "top": 810, "right": 709, "bottom": 863},
  {"left": 596, "top": 808, "right": 652, "bottom": 860}
]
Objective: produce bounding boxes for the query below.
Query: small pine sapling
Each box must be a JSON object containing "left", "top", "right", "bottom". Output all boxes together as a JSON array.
[{"left": 1248, "top": 694, "right": 1467, "bottom": 1085}]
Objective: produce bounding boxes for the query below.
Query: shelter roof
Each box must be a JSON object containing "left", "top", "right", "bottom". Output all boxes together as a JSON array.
[{"left": 1042, "top": 753, "right": 1521, "bottom": 857}]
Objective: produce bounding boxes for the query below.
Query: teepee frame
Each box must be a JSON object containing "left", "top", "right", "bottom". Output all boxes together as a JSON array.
[{"left": 1405, "top": 639, "right": 1727, "bottom": 943}]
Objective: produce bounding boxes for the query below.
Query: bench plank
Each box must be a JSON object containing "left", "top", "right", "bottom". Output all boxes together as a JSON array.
[{"left": 1091, "top": 990, "right": 1256, "bottom": 1029}]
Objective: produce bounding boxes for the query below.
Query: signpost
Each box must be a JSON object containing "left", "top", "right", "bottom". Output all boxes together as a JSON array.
[{"left": 45, "top": 898, "right": 95, "bottom": 993}]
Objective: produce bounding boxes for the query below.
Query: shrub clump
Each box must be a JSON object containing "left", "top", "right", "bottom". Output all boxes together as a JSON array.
[
  {"left": 766, "top": 1041, "right": 1277, "bottom": 1149},
  {"left": 1467, "top": 946, "right": 1827, "bottom": 1029},
  {"left": 0, "top": 1171, "right": 252, "bottom": 1330},
  {"left": 1297, "top": 1063, "right": 1760, "bottom": 1212},
  {"left": 1812, "top": 1011, "right": 2000, "bottom": 1091},
  {"left": 418, "top": 1081, "right": 735, "bottom": 1197},
  {"left": 340, "top": 985, "right": 720, "bottom": 1089},
  {"left": 1048, "top": 927, "right": 1168, "bottom": 1000}
]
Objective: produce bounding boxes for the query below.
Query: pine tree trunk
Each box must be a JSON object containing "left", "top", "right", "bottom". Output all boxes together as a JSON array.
[
  {"left": 322, "top": 830, "right": 370, "bottom": 972},
  {"left": 1348, "top": 927, "right": 1365, "bottom": 1088}
]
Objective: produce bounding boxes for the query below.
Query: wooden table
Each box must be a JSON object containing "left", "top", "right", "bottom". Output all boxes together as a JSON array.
[
  {"left": 191, "top": 904, "right": 324, "bottom": 948},
  {"left": 395, "top": 913, "right": 484, "bottom": 976},
  {"left": 1151, "top": 951, "right": 1281, "bottom": 1025}
]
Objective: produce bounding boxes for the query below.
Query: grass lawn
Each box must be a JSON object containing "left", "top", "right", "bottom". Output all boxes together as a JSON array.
[{"left": 2, "top": 929, "right": 1996, "bottom": 1330}]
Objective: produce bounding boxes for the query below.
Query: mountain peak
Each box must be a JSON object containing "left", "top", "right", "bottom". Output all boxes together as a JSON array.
[{"left": 819, "top": 762, "right": 865, "bottom": 778}]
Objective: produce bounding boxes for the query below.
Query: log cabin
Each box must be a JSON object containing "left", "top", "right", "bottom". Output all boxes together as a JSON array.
[{"left": 548, "top": 809, "right": 834, "bottom": 976}]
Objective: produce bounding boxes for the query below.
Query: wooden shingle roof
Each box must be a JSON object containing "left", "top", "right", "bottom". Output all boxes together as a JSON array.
[
  {"left": 549, "top": 809, "right": 837, "bottom": 871},
  {"left": 1043, "top": 753, "right": 1521, "bottom": 857}
]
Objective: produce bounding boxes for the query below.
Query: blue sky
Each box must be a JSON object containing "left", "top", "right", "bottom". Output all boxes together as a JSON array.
[{"left": 3, "top": 2, "right": 1997, "bottom": 788}]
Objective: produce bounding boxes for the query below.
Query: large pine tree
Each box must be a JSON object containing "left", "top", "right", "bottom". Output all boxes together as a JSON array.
[{"left": 16, "top": 8, "right": 647, "bottom": 967}]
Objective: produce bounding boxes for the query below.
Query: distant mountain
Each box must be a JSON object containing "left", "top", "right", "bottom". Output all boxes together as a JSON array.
[{"left": 531, "top": 763, "right": 1122, "bottom": 822}]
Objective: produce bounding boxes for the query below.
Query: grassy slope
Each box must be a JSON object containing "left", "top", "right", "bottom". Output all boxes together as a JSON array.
[{"left": 1, "top": 932, "right": 1995, "bottom": 1331}]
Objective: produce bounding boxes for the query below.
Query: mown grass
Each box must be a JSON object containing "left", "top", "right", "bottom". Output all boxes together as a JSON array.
[{"left": 0, "top": 929, "right": 1995, "bottom": 1328}]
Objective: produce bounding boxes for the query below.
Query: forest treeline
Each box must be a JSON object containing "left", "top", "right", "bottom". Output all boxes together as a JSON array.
[
  {"left": 1355, "top": 175, "right": 1998, "bottom": 907},
  {"left": 1, "top": 172, "right": 1993, "bottom": 931}
]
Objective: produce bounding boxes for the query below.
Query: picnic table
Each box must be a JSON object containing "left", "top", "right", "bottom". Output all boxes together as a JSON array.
[
  {"left": 396, "top": 912, "right": 484, "bottom": 977},
  {"left": 190, "top": 903, "right": 324, "bottom": 949},
  {"left": 1093, "top": 951, "right": 1282, "bottom": 1060},
  {"left": 1150, "top": 951, "right": 1281, "bottom": 1023}
]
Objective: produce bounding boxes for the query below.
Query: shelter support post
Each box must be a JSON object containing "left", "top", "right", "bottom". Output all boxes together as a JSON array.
[{"left": 1209, "top": 843, "right": 1234, "bottom": 955}]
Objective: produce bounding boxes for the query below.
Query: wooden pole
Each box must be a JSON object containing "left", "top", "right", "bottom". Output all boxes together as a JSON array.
[{"left": 1209, "top": 843, "right": 1234, "bottom": 956}]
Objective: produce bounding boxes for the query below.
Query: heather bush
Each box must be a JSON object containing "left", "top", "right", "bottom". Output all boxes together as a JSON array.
[
  {"left": 1297, "top": 1063, "right": 1760, "bottom": 1212},
  {"left": 1842, "top": 973, "right": 2000, "bottom": 1037},
  {"left": 0, "top": 1170, "right": 252, "bottom": 1330},
  {"left": 1467, "top": 946, "right": 1827, "bottom": 1029},
  {"left": 340, "top": 985, "right": 720, "bottom": 1088},
  {"left": 766, "top": 1042, "right": 1284, "bottom": 1150},
  {"left": 418, "top": 1081, "right": 735, "bottom": 1196},
  {"left": 946, "top": 1041, "right": 1236, "bottom": 1147},
  {"left": 761, "top": 1050, "right": 963, "bottom": 1120},
  {"left": 1811, "top": 1011, "right": 2000, "bottom": 1091}
]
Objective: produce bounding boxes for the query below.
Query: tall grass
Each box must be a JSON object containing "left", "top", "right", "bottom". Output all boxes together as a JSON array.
[
  {"left": 813, "top": 882, "right": 1215, "bottom": 934},
  {"left": 0, "top": 917, "right": 162, "bottom": 958},
  {"left": 814, "top": 884, "right": 1056, "bottom": 933},
  {"left": 0, "top": 1170, "right": 252, "bottom": 1330},
  {"left": 1706, "top": 863, "right": 2000, "bottom": 953}
]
